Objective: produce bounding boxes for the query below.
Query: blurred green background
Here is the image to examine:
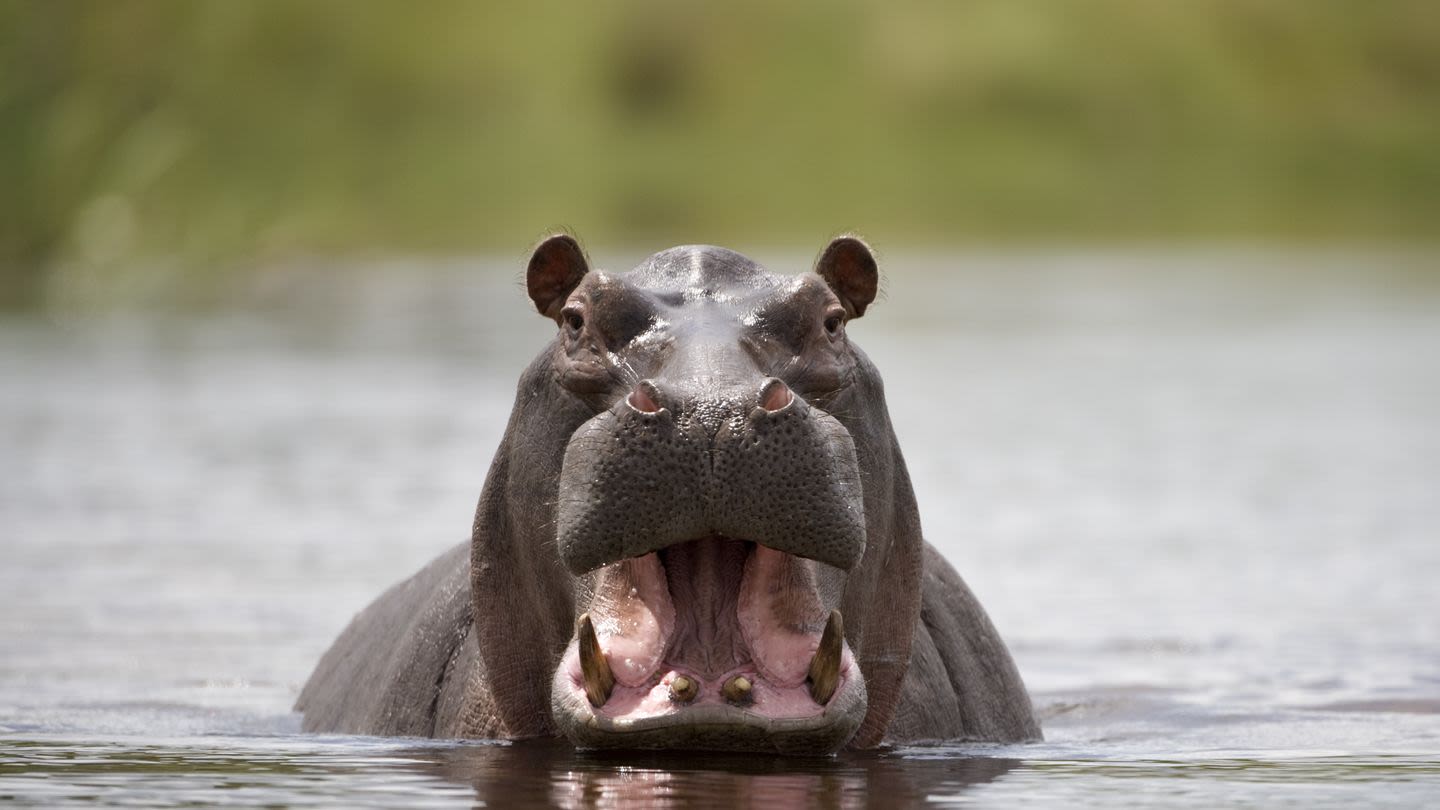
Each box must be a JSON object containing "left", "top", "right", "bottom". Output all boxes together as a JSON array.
[{"left": 2, "top": 0, "right": 1437, "bottom": 305}]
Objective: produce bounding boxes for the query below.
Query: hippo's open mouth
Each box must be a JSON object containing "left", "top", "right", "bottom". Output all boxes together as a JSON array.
[{"left": 550, "top": 537, "right": 867, "bottom": 753}]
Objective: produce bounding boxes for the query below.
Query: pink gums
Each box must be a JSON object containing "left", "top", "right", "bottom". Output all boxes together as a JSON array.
[
  {"left": 571, "top": 539, "right": 853, "bottom": 723},
  {"left": 589, "top": 555, "right": 674, "bottom": 687}
]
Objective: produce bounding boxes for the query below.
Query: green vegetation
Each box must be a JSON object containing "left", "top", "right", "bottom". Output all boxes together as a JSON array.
[{"left": 2, "top": 1, "right": 1438, "bottom": 303}]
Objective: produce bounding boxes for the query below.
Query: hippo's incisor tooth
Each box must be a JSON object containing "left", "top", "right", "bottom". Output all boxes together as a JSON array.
[
  {"left": 806, "top": 610, "right": 844, "bottom": 705},
  {"left": 669, "top": 675, "right": 698, "bottom": 703},
  {"left": 722, "top": 675, "right": 753, "bottom": 704},
  {"left": 577, "top": 613, "right": 614, "bottom": 708}
]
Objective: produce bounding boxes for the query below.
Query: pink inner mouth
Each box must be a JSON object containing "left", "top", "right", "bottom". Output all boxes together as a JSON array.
[{"left": 564, "top": 537, "right": 855, "bottom": 722}]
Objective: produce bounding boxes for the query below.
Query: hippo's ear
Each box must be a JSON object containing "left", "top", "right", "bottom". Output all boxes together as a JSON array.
[
  {"left": 814, "top": 235, "right": 879, "bottom": 318},
  {"left": 527, "top": 234, "right": 591, "bottom": 321}
]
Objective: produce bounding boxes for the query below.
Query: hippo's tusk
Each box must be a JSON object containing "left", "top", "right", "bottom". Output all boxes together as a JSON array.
[
  {"left": 806, "top": 610, "right": 843, "bottom": 705},
  {"left": 722, "top": 674, "right": 753, "bottom": 704},
  {"left": 668, "top": 675, "right": 698, "bottom": 703},
  {"left": 578, "top": 613, "right": 615, "bottom": 708}
]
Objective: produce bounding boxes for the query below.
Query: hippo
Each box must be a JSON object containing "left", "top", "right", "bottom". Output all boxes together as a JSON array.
[{"left": 296, "top": 235, "right": 1041, "bottom": 753}]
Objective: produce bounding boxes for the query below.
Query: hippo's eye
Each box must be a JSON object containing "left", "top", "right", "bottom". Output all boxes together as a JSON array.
[
  {"left": 823, "top": 310, "right": 844, "bottom": 336},
  {"left": 562, "top": 307, "right": 585, "bottom": 334}
]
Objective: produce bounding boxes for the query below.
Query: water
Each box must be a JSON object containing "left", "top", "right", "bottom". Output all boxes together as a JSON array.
[{"left": 2, "top": 251, "right": 1438, "bottom": 807}]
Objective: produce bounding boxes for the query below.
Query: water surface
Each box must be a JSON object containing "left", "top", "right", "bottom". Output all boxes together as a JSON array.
[{"left": 2, "top": 251, "right": 1438, "bottom": 806}]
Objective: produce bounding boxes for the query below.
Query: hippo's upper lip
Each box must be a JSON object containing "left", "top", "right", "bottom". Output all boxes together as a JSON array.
[{"left": 555, "top": 393, "right": 867, "bottom": 575}]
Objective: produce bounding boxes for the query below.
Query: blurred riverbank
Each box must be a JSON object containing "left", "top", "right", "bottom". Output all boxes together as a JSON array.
[{"left": 5, "top": 1, "right": 1439, "bottom": 306}]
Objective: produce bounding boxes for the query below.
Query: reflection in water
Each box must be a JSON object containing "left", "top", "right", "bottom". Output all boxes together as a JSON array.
[
  {"left": 0, "top": 736, "right": 1017, "bottom": 808},
  {"left": 5, "top": 736, "right": 1437, "bottom": 808},
  {"left": 406, "top": 740, "right": 1018, "bottom": 809}
]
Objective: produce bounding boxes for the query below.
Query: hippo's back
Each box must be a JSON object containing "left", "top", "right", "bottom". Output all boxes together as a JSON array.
[{"left": 296, "top": 543, "right": 473, "bottom": 736}]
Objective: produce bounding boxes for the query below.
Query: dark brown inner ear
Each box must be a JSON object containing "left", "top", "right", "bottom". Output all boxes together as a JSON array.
[
  {"left": 527, "top": 234, "right": 590, "bottom": 321},
  {"left": 814, "top": 236, "right": 879, "bottom": 318}
]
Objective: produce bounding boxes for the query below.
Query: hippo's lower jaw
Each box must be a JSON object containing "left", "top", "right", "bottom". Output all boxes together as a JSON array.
[{"left": 549, "top": 537, "right": 868, "bottom": 754}]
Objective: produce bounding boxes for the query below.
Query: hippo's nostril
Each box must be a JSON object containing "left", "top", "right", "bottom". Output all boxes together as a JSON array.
[
  {"left": 759, "top": 379, "right": 794, "bottom": 413},
  {"left": 628, "top": 381, "right": 663, "bottom": 414}
]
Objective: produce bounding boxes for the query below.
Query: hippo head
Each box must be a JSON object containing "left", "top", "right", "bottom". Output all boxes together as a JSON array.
[{"left": 470, "top": 235, "right": 925, "bottom": 754}]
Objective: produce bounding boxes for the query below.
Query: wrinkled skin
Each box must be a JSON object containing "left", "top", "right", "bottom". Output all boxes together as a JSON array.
[{"left": 297, "top": 236, "right": 1041, "bottom": 753}]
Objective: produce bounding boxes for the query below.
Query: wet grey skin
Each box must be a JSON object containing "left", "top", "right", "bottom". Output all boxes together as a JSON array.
[{"left": 296, "top": 235, "right": 1042, "bottom": 753}]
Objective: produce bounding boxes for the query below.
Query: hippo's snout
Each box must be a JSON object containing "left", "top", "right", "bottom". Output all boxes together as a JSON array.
[{"left": 555, "top": 378, "right": 866, "bottom": 575}]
